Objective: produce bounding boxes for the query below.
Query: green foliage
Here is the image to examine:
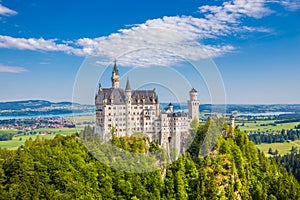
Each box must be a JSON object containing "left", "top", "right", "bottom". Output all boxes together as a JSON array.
[
  {"left": 274, "top": 147, "right": 300, "bottom": 182},
  {"left": 0, "top": 124, "right": 299, "bottom": 199}
]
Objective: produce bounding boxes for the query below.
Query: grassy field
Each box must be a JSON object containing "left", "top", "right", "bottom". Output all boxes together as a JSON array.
[
  {"left": 0, "top": 128, "right": 20, "bottom": 135},
  {"left": 239, "top": 120, "right": 299, "bottom": 133},
  {"left": 0, "top": 127, "right": 79, "bottom": 150},
  {"left": 66, "top": 115, "right": 95, "bottom": 124},
  {"left": 256, "top": 140, "right": 300, "bottom": 157},
  {"left": 0, "top": 115, "right": 94, "bottom": 150}
]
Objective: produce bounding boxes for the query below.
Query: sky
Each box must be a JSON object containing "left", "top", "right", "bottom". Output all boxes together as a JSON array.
[{"left": 0, "top": 0, "right": 299, "bottom": 104}]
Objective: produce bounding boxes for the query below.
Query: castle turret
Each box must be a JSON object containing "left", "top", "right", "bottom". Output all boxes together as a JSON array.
[
  {"left": 125, "top": 78, "right": 131, "bottom": 136},
  {"left": 111, "top": 60, "right": 120, "bottom": 88},
  {"left": 155, "top": 95, "right": 159, "bottom": 117},
  {"left": 188, "top": 88, "right": 200, "bottom": 120},
  {"left": 168, "top": 102, "right": 173, "bottom": 113}
]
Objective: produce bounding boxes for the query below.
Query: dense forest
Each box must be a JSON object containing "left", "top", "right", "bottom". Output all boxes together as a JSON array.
[
  {"left": 0, "top": 119, "right": 300, "bottom": 199},
  {"left": 248, "top": 129, "right": 300, "bottom": 144},
  {"left": 274, "top": 147, "right": 300, "bottom": 183}
]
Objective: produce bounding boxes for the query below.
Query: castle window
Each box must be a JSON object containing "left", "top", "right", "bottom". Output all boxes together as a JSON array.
[{"left": 108, "top": 107, "right": 111, "bottom": 110}]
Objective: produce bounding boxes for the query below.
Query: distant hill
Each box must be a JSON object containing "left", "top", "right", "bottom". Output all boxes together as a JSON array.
[
  {"left": 0, "top": 100, "right": 94, "bottom": 118},
  {"left": 0, "top": 100, "right": 83, "bottom": 110},
  {"left": 1, "top": 100, "right": 300, "bottom": 119},
  {"left": 160, "top": 103, "right": 300, "bottom": 114}
]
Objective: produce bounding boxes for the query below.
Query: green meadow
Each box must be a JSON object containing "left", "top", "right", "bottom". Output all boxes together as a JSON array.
[
  {"left": 0, "top": 128, "right": 20, "bottom": 134},
  {"left": 0, "top": 127, "right": 79, "bottom": 150},
  {"left": 239, "top": 120, "right": 299, "bottom": 133},
  {"left": 0, "top": 115, "right": 94, "bottom": 149},
  {"left": 256, "top": 140, "right": 300, "bottom": 157},
  {"left": 66, "top": 115, "right": 95, "bottom": 124}
]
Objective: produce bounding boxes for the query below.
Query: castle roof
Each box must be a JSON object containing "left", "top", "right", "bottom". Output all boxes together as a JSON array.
[
  {"left": 131, "top": 90, "right": 157, "bottom": 105},
  {"left": 96, "top": 88, "right": 158, "bottom": 105},
  {"left": 125, "top": 78, "right": 131, "bottom": 91},
  {"left": 190, "top": 88, "right": 197, "bottom": 93},
  {"left": 160, "top": 110, "right": 188, "bottom": 118}
]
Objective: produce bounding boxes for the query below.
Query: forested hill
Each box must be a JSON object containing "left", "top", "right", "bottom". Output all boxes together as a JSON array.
[{"left": 0, "top": 120, "right": 300, "bottom": 199}]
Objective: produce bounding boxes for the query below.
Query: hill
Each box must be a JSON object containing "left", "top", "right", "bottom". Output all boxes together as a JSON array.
[
  {"left": 0, "top": 100, "right": 75, "bottom": 110},
  {"left": 0, "top": 100, "right": 94, "bottom": 117},
  {"left": 0, "top": 120, "right": 299, "bottom": 199}
]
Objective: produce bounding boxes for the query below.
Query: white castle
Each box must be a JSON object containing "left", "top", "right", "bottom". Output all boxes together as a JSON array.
[{"left": 95, "top": 62, "right": 200, "bottom": 154}]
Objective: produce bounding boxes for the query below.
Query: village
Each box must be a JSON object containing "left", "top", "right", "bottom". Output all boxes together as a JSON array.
[{"left": 0, "top": 117, "right": 75, "bottom": 134}]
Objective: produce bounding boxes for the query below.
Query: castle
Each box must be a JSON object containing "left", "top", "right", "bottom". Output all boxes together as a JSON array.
[{"left": 95, "top": 62, "right": 200, "bottom": 154}]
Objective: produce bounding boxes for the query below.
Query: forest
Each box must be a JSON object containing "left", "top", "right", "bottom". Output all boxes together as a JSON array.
[
  {"left": 274, "top": 147, "right": 300, "bottom": 183},
  {"left": 248, "top": 129, "right": 300, "bottom": 144},
  {"left": 0, "top": 118, "right": 300, "bottom": 199}
]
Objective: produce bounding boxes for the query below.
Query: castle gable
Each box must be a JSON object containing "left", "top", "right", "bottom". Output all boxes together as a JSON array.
[
  {"left": 97, "top": 88, "right": 126, "bottom": 105},
  {"left": 131, "top": 90, "right": 157, "bottom": 105}
]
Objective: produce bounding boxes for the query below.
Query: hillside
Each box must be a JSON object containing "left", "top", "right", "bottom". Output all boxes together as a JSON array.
[
  {"left": 0, "top": 120, "right": 299, "bottom": 199},
  {"left": 0, "top": 100, "right": 94, "bottom": 117}
]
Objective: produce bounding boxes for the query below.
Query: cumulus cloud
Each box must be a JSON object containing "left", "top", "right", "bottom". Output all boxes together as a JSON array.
[
  {"left": 0, "top": 35, "right": 75, "bottom": 52},
  {"left": 0, "top": 0, "right": 299, "bottom": 67},
  {"left": 0, "top": 64, "right": 27, "bottom": 73},
  {"left": 0, "top": 4, "right": 17, "bottom": 16}
]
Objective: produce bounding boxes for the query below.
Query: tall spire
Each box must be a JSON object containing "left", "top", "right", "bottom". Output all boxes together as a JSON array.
[
  {"left": 113, "top": 59, "right": 119, "bottom": 75},
  {"left": 125, "top": 77, "right": 131, "bottom": 91},
  {"left": 111, "top": 60, "right": 120, "bottom": 88}
]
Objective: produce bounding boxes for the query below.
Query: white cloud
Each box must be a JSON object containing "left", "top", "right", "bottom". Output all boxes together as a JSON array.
[
  {"left": 0, "top": 4, "right": 17, "bottom": 16},
  {"left": 0, "top": 0, "right": 298, "bottom": 67},
  {"left": 0, "top": 35, "right": 75, "bottom": 52},
  {"left": 0, "top": 64, "right": 27, "bottom": 73}
]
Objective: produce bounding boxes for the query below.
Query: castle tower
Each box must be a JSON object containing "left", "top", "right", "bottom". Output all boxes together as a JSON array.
[
  {"left": 111, "top": 61, "right": 120, "bottom": 88},
  {"left": 155, "top": 94, "right": 159, "bottom": 117},
  {"left": 168, "top": 102, "right": 173, "bottom": 113},
  {"left": 188, "top": 88, "right": 200, "bottom": 120},
  {"left": 230, "top": 115, "right": 235, "bottom": 128},
  {"left": 125, "top": 78, "right": 132, "bottom": 136}
]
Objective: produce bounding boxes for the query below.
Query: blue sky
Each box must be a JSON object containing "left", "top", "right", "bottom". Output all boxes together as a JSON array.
[{"left": 0, "top": 0, "right": 299, "bottom": 104}]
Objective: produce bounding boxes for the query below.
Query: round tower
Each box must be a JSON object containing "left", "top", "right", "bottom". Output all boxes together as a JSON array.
[
  {"left": 168, "top": 102, "right": 173, "bottom": 113},
  {"left": 188, "top": 88, "right": 200, "bottom": 121}
]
